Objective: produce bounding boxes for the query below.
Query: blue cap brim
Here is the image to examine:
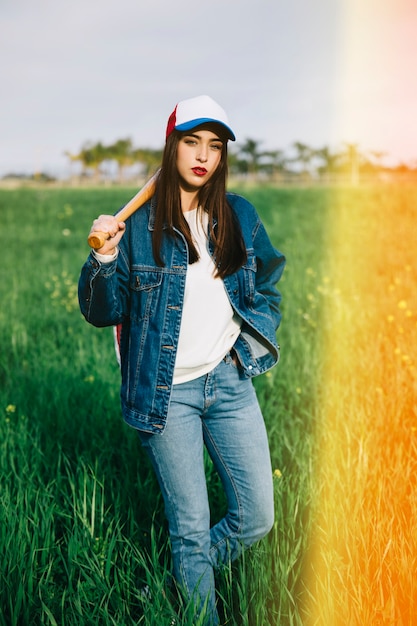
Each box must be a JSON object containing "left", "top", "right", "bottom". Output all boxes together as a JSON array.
[{"left": 175, "top": 118, "right": 236, "bottom": 141}]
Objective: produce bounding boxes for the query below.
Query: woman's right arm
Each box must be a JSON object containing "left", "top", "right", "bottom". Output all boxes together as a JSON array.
[
  {"left": 88, "top": 214, "right": 126, "bottom": 255},
  {"left": 78, "top": 215, "right": 129, "bottom": 327}
]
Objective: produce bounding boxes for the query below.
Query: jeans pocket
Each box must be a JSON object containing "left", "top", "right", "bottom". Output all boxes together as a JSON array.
[{"left": 223, "top": 349, "right": 239, "bottom": 369}]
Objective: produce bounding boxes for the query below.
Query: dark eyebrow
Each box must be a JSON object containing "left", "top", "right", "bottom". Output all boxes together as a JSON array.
[{"left": 183, "top": 132, "right": 223, "bottom": 142}]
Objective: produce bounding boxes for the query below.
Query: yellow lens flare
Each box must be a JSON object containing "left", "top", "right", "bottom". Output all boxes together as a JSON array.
[{"left": 304, "top": 186, "right": 417, "bottom": 625}]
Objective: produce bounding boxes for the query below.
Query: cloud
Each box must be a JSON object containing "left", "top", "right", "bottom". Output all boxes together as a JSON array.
[{"left": 1, "top": 0, "right": 416, "bottom": 175}]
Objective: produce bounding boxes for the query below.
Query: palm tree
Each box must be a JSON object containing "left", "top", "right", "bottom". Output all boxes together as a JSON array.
[
  {"left": 315, "top": 146, "right": 341, "bottom": 183},
  {"left": 259, "top": 150, "right": 287, "bottom": 181},
  {"left": 132, "top": 147, "right": 163, "bottom": 179},
  {"left": 73, "top": 141, "right": 108, "bottom": 182},
  {"left": 292, "top": 142, "right": 314, "bottom": 181},
  {"left": 238, "top": 138, "right": 263, "bottom": 178},
  {"left": 63, "top": 150, "right": 81, "bottom": 182},
  {"left": 369, "top": 150, "right": 387, "bottom": 176},
  {"left": 108, "top": 138, "right": 134, "bottom": 183},
  {"left": 343, "top": 143, "right": 360, "bottom": 185}
]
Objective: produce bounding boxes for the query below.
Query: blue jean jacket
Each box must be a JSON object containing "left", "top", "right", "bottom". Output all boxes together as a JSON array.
[{"left": 78, "top": 192, "right": 285, "bottom": 434}]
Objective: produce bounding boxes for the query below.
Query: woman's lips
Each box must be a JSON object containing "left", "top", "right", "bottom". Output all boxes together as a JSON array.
[{"left": 191, "top": 167, "right": 207, "bottom": 176}]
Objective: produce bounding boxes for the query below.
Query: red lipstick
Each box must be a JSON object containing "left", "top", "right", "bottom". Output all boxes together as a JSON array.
[{"left": 192, "top": 167, "right": 207, "bottom": 176}]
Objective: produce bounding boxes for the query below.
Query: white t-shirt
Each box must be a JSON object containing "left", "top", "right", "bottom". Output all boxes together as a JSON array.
[{"left": 173, "top": 208, "right": 242, "bottom": 385}]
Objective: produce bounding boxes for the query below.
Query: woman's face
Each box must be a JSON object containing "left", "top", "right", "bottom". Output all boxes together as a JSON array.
[{"left": 176, "top": 128, "right": 224, "bottom": 193}]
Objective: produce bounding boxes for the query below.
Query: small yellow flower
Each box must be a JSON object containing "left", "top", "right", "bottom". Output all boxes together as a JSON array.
[
  {"left": 296, "top": 387, "right": 302, "bottom": 394},
  {"left": 84, "top": 375, "right": 95, "bottom": 383},
  {"left": 6, "top": 404, "right": 17, "bottom": 414},
  {"left": 273, "top": 469, "right": 282, "bottom": 478}
]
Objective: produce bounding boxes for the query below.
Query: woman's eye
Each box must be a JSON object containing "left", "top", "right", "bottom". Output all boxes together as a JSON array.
[{"left": 211, "top": 144, "right": 223, "bottom": 151}]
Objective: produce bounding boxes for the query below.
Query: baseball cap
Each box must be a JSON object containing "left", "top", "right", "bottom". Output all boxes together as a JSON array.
[{"left": 166, "top": 95, "right": 236, "bottom": 141}]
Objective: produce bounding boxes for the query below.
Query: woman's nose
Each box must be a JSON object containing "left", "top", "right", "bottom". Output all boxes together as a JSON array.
[{"left": 196, "top": 147, "right": 208, "bottom": 162}]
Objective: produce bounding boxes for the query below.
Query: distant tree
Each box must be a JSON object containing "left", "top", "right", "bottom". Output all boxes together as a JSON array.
[
  {"left": 68, "top": 141, "right": 108, "bottom": 182},
  {"left": 259, "top": 149, "right": 287, "bottom": 180},
  {"left": 64, "top": 150, "right": 80, "bottom": 179},
  {"left": 33, "top": 172, "right": 56, "bottom": 183},
  {"left": 64, "top": 149, "right": 83, "bottom": 179},
  {"left": 132, "top": 147, "right": 163, "bottom": 178},
  {"left": 108, "top": 138, "right": 134, "bottom": 183},
  {"left": 342, "top": 142, "right": 360, "bottom": 185},
  {"left": 237, "top": 138, "right": 263, "bottom": 177},
  {"left": 369, "top": 150, "right": 387, "bottom": 171},
  {"left": 227, "top": 150, "right": 240, "bottom": 176},
  {"left": 64, "top": 134, "right": 411, "bottom": 187},
  {"left": 315, "top": 146, "right": 341, "bottom": 182},
  {"left": 393, "top": 162, "right": 412, "bottom": 174},
  {"left": 292, "top": 142, "right": 314, "bottom": 180}
]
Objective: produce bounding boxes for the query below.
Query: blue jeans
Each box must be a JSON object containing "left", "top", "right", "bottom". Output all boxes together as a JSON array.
[{"left": 138, "top": 354, "right": 274, "bottom": 624}]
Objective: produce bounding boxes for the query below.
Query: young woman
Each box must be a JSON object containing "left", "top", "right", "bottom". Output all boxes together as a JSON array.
[{"left": 78, "top": 94, "right": 285, "bottom": 624}]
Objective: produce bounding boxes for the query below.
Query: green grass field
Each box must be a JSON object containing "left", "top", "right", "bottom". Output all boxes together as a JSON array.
[{"left": 1, "top": 183, "right": 416, "bottom": 625}]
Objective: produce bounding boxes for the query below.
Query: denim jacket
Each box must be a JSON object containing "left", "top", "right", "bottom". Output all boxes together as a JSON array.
[{"left": 78, "top": 192, "right": 285, "bottom": 434}]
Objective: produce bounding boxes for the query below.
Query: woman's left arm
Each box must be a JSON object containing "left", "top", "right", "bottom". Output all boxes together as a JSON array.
[{"left": 253, "top": 219, "right": 286, "bottom": 330}]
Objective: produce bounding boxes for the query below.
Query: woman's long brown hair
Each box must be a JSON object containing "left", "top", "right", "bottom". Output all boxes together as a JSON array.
[{"left": 152, "top": 127, "right": 247, "bottom": 279}]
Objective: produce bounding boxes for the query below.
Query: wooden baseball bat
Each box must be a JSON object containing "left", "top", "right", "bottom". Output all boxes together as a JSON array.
[{"left": 87, "top": 169, "right": 160, "bottom": 249}]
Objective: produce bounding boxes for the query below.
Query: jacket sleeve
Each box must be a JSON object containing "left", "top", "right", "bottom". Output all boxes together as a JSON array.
[
  {"left": 78, "top": 246, "right": 130, "bottom": 328},
  {"left": 252, "top": 217, "right": 286, "bottom": 330}
]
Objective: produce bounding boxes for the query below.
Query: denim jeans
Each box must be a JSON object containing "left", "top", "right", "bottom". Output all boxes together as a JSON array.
[{"left": 138, "top": 354, "right": 274, "bottom": 624}]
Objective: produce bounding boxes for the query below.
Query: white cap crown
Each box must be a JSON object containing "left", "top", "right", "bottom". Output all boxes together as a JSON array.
[{"left": 166, "top": 95, "right": 235, "bottom": 141}]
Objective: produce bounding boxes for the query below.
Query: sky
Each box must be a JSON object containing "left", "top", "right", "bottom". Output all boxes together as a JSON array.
[{"left": 1, "top": 0, "right": 417, "bottom": 178}]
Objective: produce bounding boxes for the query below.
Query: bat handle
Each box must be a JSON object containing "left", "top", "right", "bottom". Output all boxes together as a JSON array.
[
  {"left": 87, "top": 169, "right": 160, "bottom": 250},
  {"left": 87, "top": 231, "right": 109, "bottom": 249}
]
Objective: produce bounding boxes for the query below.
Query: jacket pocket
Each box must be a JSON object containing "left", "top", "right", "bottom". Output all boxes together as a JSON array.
[{"left": 129, "top": 269, "right": 162, "bottom": 322}]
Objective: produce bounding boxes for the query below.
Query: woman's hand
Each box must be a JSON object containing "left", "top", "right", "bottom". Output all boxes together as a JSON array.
[{"left": 89, "top": 215, "right": 126, "bottom": 255}]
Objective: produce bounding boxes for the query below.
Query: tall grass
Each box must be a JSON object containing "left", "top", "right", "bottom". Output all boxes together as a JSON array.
[
  {"left": 1, "top": 184, "right": 416, "bottom": 624},
  {"left": 303, "top": 186, "right": 417, "bottom": 625}
]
